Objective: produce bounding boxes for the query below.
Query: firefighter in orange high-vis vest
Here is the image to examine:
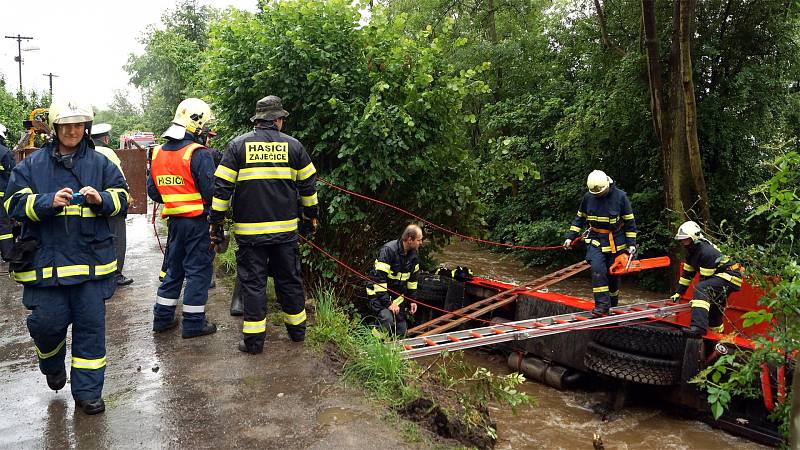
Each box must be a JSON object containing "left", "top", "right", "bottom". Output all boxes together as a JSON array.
[{"left": 147, "top": 98, "right": 217, "bottom": 338}]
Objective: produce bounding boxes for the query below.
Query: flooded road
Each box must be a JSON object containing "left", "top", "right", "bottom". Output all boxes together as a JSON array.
[
  {"left": 435, "top": 241, "right": 771, "bottom": 449},
  {"left": 0, "top": 211, "right": 413, "bottom": 449}
]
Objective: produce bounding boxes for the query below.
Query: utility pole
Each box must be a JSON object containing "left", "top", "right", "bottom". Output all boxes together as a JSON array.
[
  {"left": 42, "top": 72, "right": 59, "bottom": 96},
  {"left": 4, "top": 34, "right": 34, "bottom": 92}
]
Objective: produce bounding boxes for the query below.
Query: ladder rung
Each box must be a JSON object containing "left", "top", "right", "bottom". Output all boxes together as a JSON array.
[
  {"left": 631, "top": 307, "right": 645, "bottom": 312},
  {"left": 555, "top": 319, "right": 570, "bottom": 324},
  {"left": 533, "top": 322, "right": 546, "bottom": 327},
  {"left": 470, "top": 331, "right": 482, "bottom": 338},
  {"left": 404, "top": 345, "right": 412, "bottom": 350},
  {"left": 447, "top": 335, "right": 460, "bottom": 342},
  {"left": 490, "top": 328, "right": 505, "bottom": 335},
  {"left": 424, "top": 339, "right": 437, "bottom": 346},
  {"left": 575, "top": 316, "right": 589, "bottom": 321}
]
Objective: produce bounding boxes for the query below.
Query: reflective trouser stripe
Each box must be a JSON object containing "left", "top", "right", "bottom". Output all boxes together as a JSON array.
[
  {"left": 709, "top": 324, "right": 724, "bottom": 333},
  {"left": 284, "top": 310, "right": 307, "bottom": 326},
  {"left": 243, "top": 319, "right": 267, "bottom": 334},
  {"left": 593, "top": 286, "right": 609, "bottom": 293},
  {"left": 72, "top": 356, "right": 107, "bottom": 370},
  {"left": 690, "top": 299, "right": 711, "bottom": 311},
  {"left": 0, "top": 233, "right": 12, "bottom": 240},
  {"left": 36, "top": 339, "right": 66, "bottom": 359},
  {"left": 609, "top": 290, "right": 619, "bottom": 297},
  {"left": 183, "top": 305, "right": 205, "bottom": 313},
  {"left": 156, "top": 296, "right": 178, "bottom": 306},
  {"left": 715, "top": 273, "right": 742, "bottom": 287}
]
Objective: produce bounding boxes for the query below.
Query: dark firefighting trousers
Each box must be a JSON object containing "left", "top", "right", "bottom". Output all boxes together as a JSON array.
[
  {"left": 586, "top": 245, "right": 621, "bottom": 312},
  {"left": 376, "top": 307, "right": 408, "bottom": 337},
  {"left": 109, "top": 213, "right": 127, "bottom": 275},
  {"left": 154, "top": 216, "right": 213, "bottom": 333},
  {"left": 690, "top": 277, "right": 738, "bottom": 333},
  {"left": 237, "top": 241, "right": 306, "bottom": 350},
  {"left": 23, "top": 278, "right": 115, "bottom": 401}
]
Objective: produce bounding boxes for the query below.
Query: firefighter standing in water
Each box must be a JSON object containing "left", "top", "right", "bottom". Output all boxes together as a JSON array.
[
  {"left": 147, "top": 98, "right": 217, "bottom": 338},
  {"left": 670, "top": 221, "right": 743, "bottom": 337},
  {"left": 563, "top": 170, "right": 637, "bottom": 315}
]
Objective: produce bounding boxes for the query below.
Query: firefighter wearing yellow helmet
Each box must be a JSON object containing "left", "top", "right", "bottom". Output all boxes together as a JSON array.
[
  {"left": 563, "top": 170, "right": 637, "bottom": 315},
  {"left": 147, "top": 98, "right": 218, "bottom": 338},
  {"left": 5, "top": 99, "right": 129, "bottom": 415},
  {"left": 670, "top": 221, "right": 743, "bottom": 337}
]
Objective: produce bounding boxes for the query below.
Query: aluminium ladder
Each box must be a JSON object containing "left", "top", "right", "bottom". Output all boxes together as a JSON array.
[
  {"left": 408, "top": 261, "right": 591, "bottom": 337},
  {"left": 399, "top": 299, "right": 690, "bottom": 359}
]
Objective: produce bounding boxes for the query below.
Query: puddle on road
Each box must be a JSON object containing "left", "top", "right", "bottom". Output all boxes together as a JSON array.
[{"left": 316, "top": 407, "right": 364, "bottom": 426}]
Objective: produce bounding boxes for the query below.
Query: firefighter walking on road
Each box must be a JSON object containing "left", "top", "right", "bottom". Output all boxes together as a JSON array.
[
  {"left": 210, "top": 95, "right": 319, "bottom": 354},
  {"left": 670, "top": 221, "right": 743, "bottom": 337},
  {"left": 5, "top": 100, "right": 128, "bottom": 415},
  {"left": 366, "top": 224, "right": 422, "bottom": 337},
  {"left": 563, "top": 170, "right": 637, "bottom": 316},
  {"left": 0, "top": 123, "right": 16, "bottom": 260},
  {"left": 147, "top": 98, "right": 217, "bottom": 338}
]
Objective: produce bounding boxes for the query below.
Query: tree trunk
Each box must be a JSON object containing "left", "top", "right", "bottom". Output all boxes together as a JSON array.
[
  {"left": 791, "top": 361, "right": 800, "bottom": 448},
  {"left": 595, "top": 0, "right": 625, "bottom": 56},
  {"left": 679, "top": 0, "right": 711, "bottom": 224}
]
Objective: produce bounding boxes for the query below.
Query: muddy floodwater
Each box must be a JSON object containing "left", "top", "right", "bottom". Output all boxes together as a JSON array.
[{"left": 435, "top": 241, "right": 771, "bottom": 450}]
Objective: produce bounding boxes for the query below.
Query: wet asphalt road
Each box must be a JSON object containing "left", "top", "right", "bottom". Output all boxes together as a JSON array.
[{"left": 0, "top": 213, "right": 411, "bottom": 449}]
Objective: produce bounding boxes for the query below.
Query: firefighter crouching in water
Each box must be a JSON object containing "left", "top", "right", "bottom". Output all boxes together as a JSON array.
[
  {"left": 147, "top": 98, "right": 217, "bottom": 338},
  {"left": 210, "top": 95, "right": 319, "bottom": 354},
  {"left": 5, "top": 100, "right": 128, "bottom": 414},
  {"left": 366, "top": 224, "right": 422, "bottom": 336},
  {"left": 563, "top": 170, "right": 637, "bottom": 316},
  {"left": 670, "top": 221, "right": 743, "bottom": 337},
  {"left": 0, "top": 122, "right": 16, "bottom": 260}
]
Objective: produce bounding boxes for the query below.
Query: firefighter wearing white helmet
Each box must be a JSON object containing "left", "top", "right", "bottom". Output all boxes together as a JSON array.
[
  {"left": 4, "top": 98, "right": 129, "bottom": 415},
  {"left": 563, "top": 169, "right": 637, "bottom": 315},
  {"left": 147, "top": 98, "right": 218, "bottom": 338},
  {"left": 670, "top": 221, "right": 743, "bottom": 337},
  {"left": 0, "top": 121, "right": 15, "bottom": 261}
]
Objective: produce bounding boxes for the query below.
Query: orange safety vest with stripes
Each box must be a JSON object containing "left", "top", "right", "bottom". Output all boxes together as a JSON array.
[{"left": 150, "top": 143, "right": 206, "bottom": 218}]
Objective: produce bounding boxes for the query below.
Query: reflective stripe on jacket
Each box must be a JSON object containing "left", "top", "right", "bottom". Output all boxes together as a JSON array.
[
  {"left": 564, "top": 185, "right": 637, "bottom": 253},
  {"left": 150, "top": 143, "right": 206, "bottom": 218},
  {"left": 676, "top": 239, "right": 743, "bottom": 295}
]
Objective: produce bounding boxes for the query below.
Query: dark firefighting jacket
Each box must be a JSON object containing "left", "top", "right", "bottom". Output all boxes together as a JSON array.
[
  {"left": 209, "top": 123, "right": 318, "bottom": 245},
  {"left": 366, "top": 239, "right": 420, "bottom": 311},
  {"left": 0, "top": 142, "right": 16, "bottom": 246},
  {"left": 4, "top": 138, "right": 129, "bottom": 286},
  {"left": 564, "top": 185, "right": 637, "bottom": 254},
  {"left": 676, "top": 239, "right": 743, "bottom": 295}
]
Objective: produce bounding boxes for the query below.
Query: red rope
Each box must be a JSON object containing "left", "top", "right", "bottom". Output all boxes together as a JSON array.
[
  {"left": 300, "top": 235, "right": 666, "bottom": 333},
  {"left": 317, "top": 177, "right": 562, "bottom": 251}
]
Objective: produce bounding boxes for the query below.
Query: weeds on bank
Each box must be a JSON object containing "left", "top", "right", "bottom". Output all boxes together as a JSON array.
[{"left": 308, "top": 284, "right": 534, "bottom": 446}]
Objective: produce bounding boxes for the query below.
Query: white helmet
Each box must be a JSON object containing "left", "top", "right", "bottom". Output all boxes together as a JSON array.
[
  {"left": 49, "top": 100, "right": 94, "bottom": 128},
  {"left": 674, "top": 220, "right": 703, "bottom": 242},
  {"left": 0, "top": 123, "right": 6, "bottom": 141},
  {"left": 587, "top": 170, "right": 612, "bottom": 195},
  {"left": 163, "top": 98, "right": 213, "bottom": 139}
]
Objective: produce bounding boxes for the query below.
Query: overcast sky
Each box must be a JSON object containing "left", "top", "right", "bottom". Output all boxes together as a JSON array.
[{"left": 1, "top": 0, "right": 258, "bottom": 109}]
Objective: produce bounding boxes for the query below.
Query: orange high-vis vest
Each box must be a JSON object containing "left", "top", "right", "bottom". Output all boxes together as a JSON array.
[{"left": 150, "top": 143, "right": 206, "bottom": 218}]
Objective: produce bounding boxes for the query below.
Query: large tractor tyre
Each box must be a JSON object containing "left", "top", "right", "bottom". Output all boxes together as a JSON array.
[
  {"left": 591, "top": 321, "right": 687, "bottom": 358},
  {"left": 584, "top": 341, "right": 681, "bottom": 386},
  {"left": 415, "top": 274, "right": 450, "bottom": 306}
]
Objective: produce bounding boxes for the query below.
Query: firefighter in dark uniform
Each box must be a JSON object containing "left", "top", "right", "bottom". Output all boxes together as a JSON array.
[
  {"left": 5, "top": 100, "right": 128, "bottom": 415},
  {"left": 210, "top": 95, "right": 319, "bottom": 354},
  {"left": 147, "top": 98, "right": 217, "bottom": 338},
  {"left": 563, "top": 170, "right": 637, "bottom": 315},
  {"left": 0, "top": 123, "right": 16, "bottom": 260},
  {"left": 366, "top": 224, "right": 422, "bottom": 336},
  {"left": 670, "top": 221, "right": 743, "bottom": 337}
]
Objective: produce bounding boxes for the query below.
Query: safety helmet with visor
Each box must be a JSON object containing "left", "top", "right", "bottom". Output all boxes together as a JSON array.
[
  {"left": 0, "top": 123, "right": 7, "bottom": 142},
  {"left": 674, "top": 220, "right": 704, "bottom": 243},
  {"left": 48, "top": 100, "right": 94, "bottom": 136},
  {"left": 163, "top": 98, "right": 214, "bottom": 140},
  {"left": 586, "top": 170, "right": 612, "bottom": 196}
]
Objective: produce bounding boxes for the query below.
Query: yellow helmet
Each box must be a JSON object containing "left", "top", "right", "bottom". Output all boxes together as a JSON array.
[
  {"left": 674, "top": 221, "right": 704, "bottom": 242},
  {"left": 163, "top": 98, "right": 213, "bottom": 139},
  {"left": 48, "top": 100, "right": 94, "bottom": 128},
  {"left": 586, "top": 170, "right": 611, "bottom": 195}
]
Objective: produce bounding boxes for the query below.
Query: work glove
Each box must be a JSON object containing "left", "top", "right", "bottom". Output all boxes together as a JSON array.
[
  {"left": 627, "top": 245, "right": 636, "bottom": 256},
  {"left": 562, "top": 239, "right": 572, "bottom": 250},
  {"left": 209, "top": 222, "right": 227, "bottom": 253},
  {"left": 300, "top": 215, "right": 319, "bottom": 236},
  {"left": 670, "top": 293, "right": 681, "bottom": 303}
]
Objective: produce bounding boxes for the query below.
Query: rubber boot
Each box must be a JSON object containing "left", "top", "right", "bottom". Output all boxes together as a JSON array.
[
  {"left": 46, "top": 369, "right": 67, "bottom": 392},
  {"left": 238, "top": 339, "right": 263, "bottom": 355},
  {"left": 75, "top": 398, "right": 105, "bottom": 415},
  {"left": 182, "top": 321, "right": 217, "bottom": 339},
  {"left": 153, "top": 318, "right": 179, "bottom": 333},
  {"left": 230, "top": 280, "right": 243, "bottom": 316}
]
